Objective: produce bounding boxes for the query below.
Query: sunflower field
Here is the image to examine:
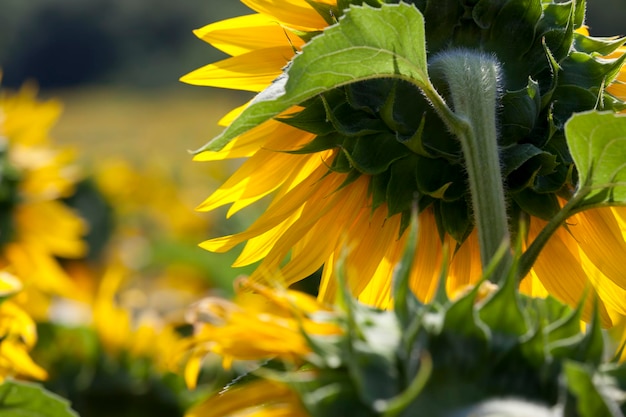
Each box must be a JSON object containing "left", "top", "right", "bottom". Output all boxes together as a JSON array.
[{"left": 1, "top": 0, "right": 626, "bottom": 416}]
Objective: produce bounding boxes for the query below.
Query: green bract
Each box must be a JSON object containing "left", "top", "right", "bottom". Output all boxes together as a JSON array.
[
  {"left": 223, "top": 218, "right": 626, "bottom": 417},
  {"left": 197, "top": 0, "right": 626, "bottom": 242}
]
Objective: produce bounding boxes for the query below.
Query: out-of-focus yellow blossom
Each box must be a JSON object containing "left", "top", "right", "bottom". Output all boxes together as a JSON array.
[
  {"left": 0, "top": 84, "right": 87, "bottom": 319},
  {"left": 179, "top": 278, "right": 341, "bottom": 390},
  {"left": 95, "top": 158, "right": 208, "bottom": 239},
  {"left": 0, "top": 272, "right": 46, "bottom": 382},
  {"left": 92, "top": 261, "right": 182, "bottom": 372},
  {"left": 184, "top": 0, "right": 626, "bottom": 327},
  {"left": 186, "top": 379, "right": 309, "bottom": 417}
]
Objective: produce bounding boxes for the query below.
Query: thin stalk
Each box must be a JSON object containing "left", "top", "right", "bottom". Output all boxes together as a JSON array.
[
  {"left": 517, "top": 191, "right": 585, "bottom": 279},
  {"left": 430, "top": 50, "right": 512, "bottom": 280}
]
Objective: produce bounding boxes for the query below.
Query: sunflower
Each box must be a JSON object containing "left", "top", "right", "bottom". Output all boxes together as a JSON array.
[
  {"left": 0, "top": 84, "right": 87, "bottom": 319},
  {"left": 178, "top": 277, "right": 341, "bottom": 389},
  {"left": 178, "top": 278, "right": 340, "bottom": 417},
  {"left": 183, "top": 0, "right": 626, "bottom": 326},
  {"left": 0, "top": 272, "right": 47, "bottom": 381},
  {"left": 185, "top": 379, "right": 309, "bottom": 417}
]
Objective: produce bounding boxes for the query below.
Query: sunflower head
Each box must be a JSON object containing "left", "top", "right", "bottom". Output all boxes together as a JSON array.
[
  {"left": 272, "top": 0, "right": 626, "bottom": 242},
  {"left": 187, "top": 0, "right": 626, "bottom": 321}
]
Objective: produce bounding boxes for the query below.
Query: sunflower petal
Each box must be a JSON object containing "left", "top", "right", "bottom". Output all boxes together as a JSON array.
[
  {"left": 194, "top": 14, "right": 304, "bottom": 56},
  {"left": 180, "top": 46, "right": 293, "bottom": 92}
]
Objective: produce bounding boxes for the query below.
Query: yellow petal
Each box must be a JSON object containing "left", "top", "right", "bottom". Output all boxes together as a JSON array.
[
  {"left": 530, "top": 218, "right": 612, "bottom": 326},
  {"left": 180, "top": 46, "right": 293, "bottom": 92},
  {"left": 567, "top": 207, "right": 626, "bottom": 290},
  {"left": 200, "top": 164, "right": 331, "bottom": 253},
  {"left": 185, "top": 379, "right": 307, "bottom": 417},
  {"left": 241, "top": 0, "right": 330, "bottom": 31},
  {"left": 0, "top": 340, "right": 47, "bottom": 380},
  {"left": 194, "top": 14, "right": 304, "bottom": 56}
]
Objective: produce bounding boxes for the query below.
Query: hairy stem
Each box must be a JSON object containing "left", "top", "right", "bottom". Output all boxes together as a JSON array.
[{"left": 430, "top": 50, "right": 512, "bottom": 280}]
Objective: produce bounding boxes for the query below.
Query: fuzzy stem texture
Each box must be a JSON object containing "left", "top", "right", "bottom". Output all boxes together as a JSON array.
[{"left": 430, "top": 50, "right": 512, "bottom": 278}]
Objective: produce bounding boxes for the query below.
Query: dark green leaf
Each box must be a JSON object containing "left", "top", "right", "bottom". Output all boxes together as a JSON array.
[
  {"left": 0, "top": 380, "right": 79, "bottom": 417},
  {"left": 196, "top": 3, "right": 432, "bottom": 153}
]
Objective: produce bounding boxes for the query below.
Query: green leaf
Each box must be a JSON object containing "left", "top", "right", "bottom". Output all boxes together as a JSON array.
[
  {"left": 564, "top": 361, "right": 619, "bottom": 417},
  {"left": 0, "top": 380, "right": 79, "bottom": 417},
  {"left": 565, "top": 111, "right": 626, "bottom": 208},
  {"left": 196, "top": 3, "right": 433, "bottom": 153}
]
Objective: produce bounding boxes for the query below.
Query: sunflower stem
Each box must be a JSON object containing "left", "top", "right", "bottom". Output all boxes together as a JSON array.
[
  {"left": 430, "top": 50, "right": 512, "bottom": 281},
  {"left": 517, "top": 190, "right": 585, "bottom": 279}
]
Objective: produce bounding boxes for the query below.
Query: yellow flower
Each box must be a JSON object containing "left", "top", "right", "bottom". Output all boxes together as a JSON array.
[
  {"left": 0, "top": 84, "right": 87, "bottom": 319},
  {"left": 0, "top": 272, "right": 47, "bottom": 382},
  {"left": 179, "top": 278, "right": 341, "bottom": 389},
  {"left": 184, "top": 1, "right": 626, "bottom": 326},
  {"left": 185, "top": 379, "right": 309, "bottom": 417},
  {"left": 94, "top": 158, "right": 208, "bottom": 239},
  {"left": 607, "top": 47, "right": 626, "bottom": 102},
  {"left": 92, "top": 261, "right": 182, "bottom": 372}
]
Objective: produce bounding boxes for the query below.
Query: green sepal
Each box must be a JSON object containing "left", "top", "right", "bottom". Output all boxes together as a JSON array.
[
  {"left": 330, "top": 148, "right": 353, "bottom": 173},
  {"left": 574, "top": 33, "right": 626, "bottom": 56},
  {"left": 277, "top": 97, "right": 337, "bottom": 136},
  {"left": 294, "top": 369, "right": 373, "bottom": 417},
  {"left": 385, "top": 157, "right": 419, "bottom": 217},
  {"left": 345, "top": 304, "right": 402, "bottom": 406},
  {"left": 322, "top": 94, "right": 389, "bottom": 136},
  {"left": 346, "top": 78, "right": 395, "bottom": 116},
  {"left": 341, "top": 133, "right": 408, "bottom": 175},
  {"left": 441, "top": 284, "right": 489, "bottom": 345},
  {"left": 499, "top": 79, "right": 542, "bottom": 146},
  {"left": 540, "top": 1, "right": 576, "bottom": 63},
  {"left": 478, "top": 268, "right": 528, "bottom": 340},
  {"left": 396, "top": 113, "right": 435, "bottom": 158},
  {"left": 413, "top": 156, "right": 465, "bottom": 202},
  {"left": 561, "top": 52, "right": 626, "bottom": 91},
  {"left": 391, "top": 207, "right": 421, "bottom": 328},
  {"left": 434, "top": 199, "right": 473, "bottom": 244},
  {"left": 501, "top": 143, "right": 558, "bottom": 191},
  {"left": 564, "top": 361, "right": 619, "bottom": 417},
  {"left": 369, "top": 169, "right": 390, "bottom": 211},
  {"left": 511, "top": 189, "right": 561, "bottom": 220}
]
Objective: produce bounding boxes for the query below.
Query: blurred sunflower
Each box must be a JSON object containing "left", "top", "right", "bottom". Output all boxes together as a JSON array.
[
  {"left": 0, "top": 84, "right": 87, "bottom": 319},
  {"left": 183, "top": 1, "right": 626, "bottom": 325},
  {"left": 178, "top": 278, "right": 340, "bottom": 417},
  {"left": 185, "top": 379, "right": 309, "bottom": 417},
  {"left": 94, "top": 159, "right": 208, "bottom": 240},
  {"left": 178, "top": 277, "right": 341, "bottom": 389},
  {"left": 0, "top": 272, "right": 47, "bottom": 382}
]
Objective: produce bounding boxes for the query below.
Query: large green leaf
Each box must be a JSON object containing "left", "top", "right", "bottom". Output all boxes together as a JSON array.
[
  {"left": 0, "top": 380, "right": 79, "bottom": 417},
  {"left": 565, "top": 111, "right": 626, "bottom": 208},
  {"left": 196, "top": 3, "right": 433, "bottom": 153}
]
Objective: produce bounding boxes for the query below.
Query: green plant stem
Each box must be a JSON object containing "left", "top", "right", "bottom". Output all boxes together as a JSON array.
[
  {"left": 517, "top": 191, "right": 585, "bottom": 279},
  {"left": 430, "top": 50, "right": 512, "bottom": 279}
]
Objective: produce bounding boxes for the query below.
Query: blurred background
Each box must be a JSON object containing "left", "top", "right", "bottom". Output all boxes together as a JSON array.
[{"left": 0, "top": 1, "right": 624, "bottom": 416}]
